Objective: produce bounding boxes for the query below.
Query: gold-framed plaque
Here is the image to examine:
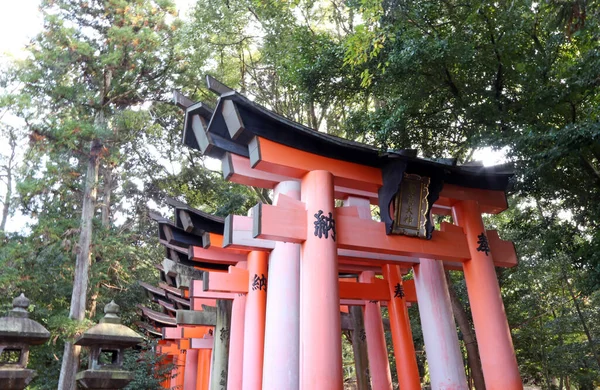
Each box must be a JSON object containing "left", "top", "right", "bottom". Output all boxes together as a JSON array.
[{"left": 391, "top": 173, "right": 430, "bottom": 238}]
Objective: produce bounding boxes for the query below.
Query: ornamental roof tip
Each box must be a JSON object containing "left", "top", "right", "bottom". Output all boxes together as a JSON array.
[{"left": 164, "top": 196, "right": 225, "bottom": 224}]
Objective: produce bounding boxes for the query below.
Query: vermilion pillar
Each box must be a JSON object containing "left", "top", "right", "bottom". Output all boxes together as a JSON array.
[
  {"left": 382, "top": 264, "right": 421, "bottom": 390},
  {"left": 413, "top": 258, "right": 468, "bottom": 389},
  {"left": 263, "top": 181, "right": 301, "bottom": 390},
  {"left": 173, "top": 353, "right": 186, "bottom": 390},
  {"left": 453, "top": 200, "right": 522, "bottom": 390},
  {"left": 359, "top": 271, "right": 393, "bottom": 390},
  {"left": 183, "top": 349, "right": 199, "bottom": 390},
  {"left": 197, "top": 348, "right": 211, "bottom": 390},
  {"left": 242, "top": 250, "right": 269, "bottom": 390},
  {"left": 300, "top": 170, "right": 342, "bottom": 390},
  {"left": 228, "top": 261, "right": 248, "bottom": 390}
]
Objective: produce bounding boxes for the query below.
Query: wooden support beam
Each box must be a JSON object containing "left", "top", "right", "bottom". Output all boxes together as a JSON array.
[
  {"left": 191, "top": 336, "right": 215, "bottom": 350},
  {"left": 224, "top": 148, "right": 508, "bottom": 214},
  {"left": 487, "top": 230, "right": 518, "bottom": 267},
  {"left": 203, "top": 266, "right": 249, "bottom": 294},
  {"left": 223, "top": 152, "right": 379, "bottom": 202},
  {"left": 252, "top": 203, "right": 471, "bottom": 262},
  {"left": 224, "top": 215, "right": 275, "bottom": 251},
  {"left": 252, "top": 203, "right": 306, "bottom": 243},
  {"left": 182, "top": 326, "right": 213, "bottom": 339},
  {"left": 189, "top": 245, "right": 247, "bottom": 264},
  {"left": 190, "top": 280, "right": 237, "bottom": 302},
  {"left": 176, "top": 310, "right": 217, "bottom": 326},
  {"left": 179, "top": 210, "right": 194, "bottom": 233},
  {"left": 249, "top": 136, "right": 382, "bottom": 193},
  {"left": 339, "top": 278, "right": 390, "bottom": 301}
]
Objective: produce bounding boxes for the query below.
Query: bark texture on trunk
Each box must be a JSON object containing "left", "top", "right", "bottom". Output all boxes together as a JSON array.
[
  {"left": 57, "top": 138, "right": 102, "bottom": 390},
  {"left": 565, "top": 277, "right": 600, "bottom": 370},
  {"left": 0, "top": 132, "right": 16, "bottom": 232},
  {"left": 446, "top": 271, "right": 486, "bottom": 390},
  {"left": 88, "top": 164, "right": 114, "bottom": 319},
  {"left": 349, "top": 306, "right": 371, "bottom": 390}
]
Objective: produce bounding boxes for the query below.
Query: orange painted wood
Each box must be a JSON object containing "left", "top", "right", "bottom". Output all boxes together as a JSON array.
[
  {"left": 487, "top": 230, "right": 518, "bottom": 267},
  {"left": 242, "top": 251, "right": 269, "bottom": 390},
  {"left": 178, "top": 339, "right": 191, "bottom": 350},
  {"left": 335, "top": 206, "right": 360, "bottom": 217},
  {"left": 224, "top": 152, "right": 379, "bottom": 202},
  {"left": 197, "top": 349, "right": 211, "bottom": 390},
  {"left": 439, "top": 184, "right": 508, "bottom": 214},
  {"left": 338, "top": 277, "right": 390, "bottom": 301},
  {"left": 299, "top": 170, "right": 343, "bottom": 389},
  {"left": 182, "top": 326, "right": 212, "bottom": 339},
  {"left": 337, "top": 215, "right": 471, "bottom": 262},
  {"left": 189, "top": 245, "right": 247, "bottom": 264},
  {"left": 190, "top": 280, "right": 237, "bottom": 300},
  {"left": 224, "top": 152, "right": 294, "bottom": 189},
  {"left": 382, "top": 264, "right": 421, "bottom": 390},
  {"left": 453, "top": 201, "right": 522, "bottom": 390},
  {"left": 203, "top": 232, "right": 225, "bottom": 249},
  {"left": 204, "top": 266, "right": 249, "bottom": 293},
  {"left": 250, "top": 137, "right": 382, "bottom": 193},
  {"left": 224, "top": 215, "right": 275, "bottom": 251},
  {"left": 253, "top": 203, "right": 306, "bottom": 243},
  {"left": 252, "top": 204, "right": 471, "bottom": 262},
  {"left": 274, "top": 193, "right": 304, "bottom": 210},
  {"left": 403, "top": 279, "right": 417, "bottom": 303},
  {"left": 192, "top": 298, "right": 217, "bottom": 307},
  {"left": 163, "top": 327, "right": 183, "bottom": 340}
]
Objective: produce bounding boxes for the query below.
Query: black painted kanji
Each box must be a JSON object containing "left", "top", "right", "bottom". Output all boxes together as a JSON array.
[
  {"left": 313, "top": 210, "right": 336, "bottom": 241},
  {"left": 220, "top": 369, "right": 227, "bottom": 387},
  {"left": 394, "top": 283, "right": 405, "bottom": 298},
  {"left": 219, "top": 327, "right": 230, "bottom": 342},
  {"left": 476, "top": 232, "right": 490, "bottom": 256},
  {"left": 252, "top": 273, "right": 267, "bottom": 291},
  {"left": 359, "top": 328, "right": 366, "bottom": 342}
]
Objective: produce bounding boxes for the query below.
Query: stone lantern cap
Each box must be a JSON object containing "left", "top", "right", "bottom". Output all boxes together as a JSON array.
[
  {"left": 0, "top": 294, "right": 50, "bottom": 345},
  {"left": 74, "top": 301, "right": 142, "bottom": 347}
]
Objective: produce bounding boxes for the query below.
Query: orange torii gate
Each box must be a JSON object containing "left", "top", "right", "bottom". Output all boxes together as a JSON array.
[
  {"left": 175, "top": 76, "right": 521, "bottom": 390},
  {"left": 147, "top": 197, "right": 387, "bottom": 389}
]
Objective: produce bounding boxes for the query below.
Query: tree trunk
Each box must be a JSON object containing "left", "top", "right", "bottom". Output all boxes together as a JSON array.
[
  {"left": 89, "top": 164, "right": 114, "bottom": 318},
  {"left": 57, "top": 137, "right": 102, "bottom": 390},
  {"left": 445, "top": 271, "right": 486, "bottom": 390},
  {"left": 349, "top": 306, "right": 371, "bottom": 390},
  {"left": 0, "top": 132, "right": 16, "bottom": 232},
  {"left": 564, "top": 277, "right": 600, "bottom": 370},
  {"left": 100, "top": 165, "right": 113, "bottom": 227},
  {"left": 0, "top": 165, "right": 11, "bottom": 231}
]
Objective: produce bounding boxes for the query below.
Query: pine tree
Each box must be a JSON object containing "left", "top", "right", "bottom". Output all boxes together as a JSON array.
[{"left": 17, "top": 0, "right": 182, "bottom": 387}]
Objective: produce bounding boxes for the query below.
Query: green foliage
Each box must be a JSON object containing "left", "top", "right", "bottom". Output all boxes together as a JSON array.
[
  {"left": 123, "top": 346, "right": 175, "bottom": 390},
  {"left": 1, "top": 0, "right": 599, "bottom": 387}
]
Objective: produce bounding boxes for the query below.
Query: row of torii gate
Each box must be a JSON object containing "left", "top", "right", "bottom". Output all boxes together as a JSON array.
[{"left": 137, "top": 77, "right": 523, "bottom": 390}]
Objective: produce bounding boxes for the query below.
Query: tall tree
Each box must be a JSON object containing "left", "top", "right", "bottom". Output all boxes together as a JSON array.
[{"left": 16, "top": 0, "right": 182, "bottom": 387}]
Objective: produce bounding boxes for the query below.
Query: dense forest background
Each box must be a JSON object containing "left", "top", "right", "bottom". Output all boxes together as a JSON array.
[{"left": 0, "top": 0, "right": 599, "bottom": 389}]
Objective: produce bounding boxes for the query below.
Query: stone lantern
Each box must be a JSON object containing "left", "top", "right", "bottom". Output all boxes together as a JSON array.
[
  {"left": 75, "top": 300, "right": 143, "bottom": 389},
  {"left": 0, "top": 293, "right": 50, "bottom": 390}
]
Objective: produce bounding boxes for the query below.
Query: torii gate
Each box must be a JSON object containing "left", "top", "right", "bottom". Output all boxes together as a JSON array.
[
  {"left": 156, "top": 200, "right": 389, "bottom": 389},
  {"left": 147, "top": 195, "right": 397, "bottom": 389},
  {"left": 175, "top": 76, "right": 521, "bottom": 390}
]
